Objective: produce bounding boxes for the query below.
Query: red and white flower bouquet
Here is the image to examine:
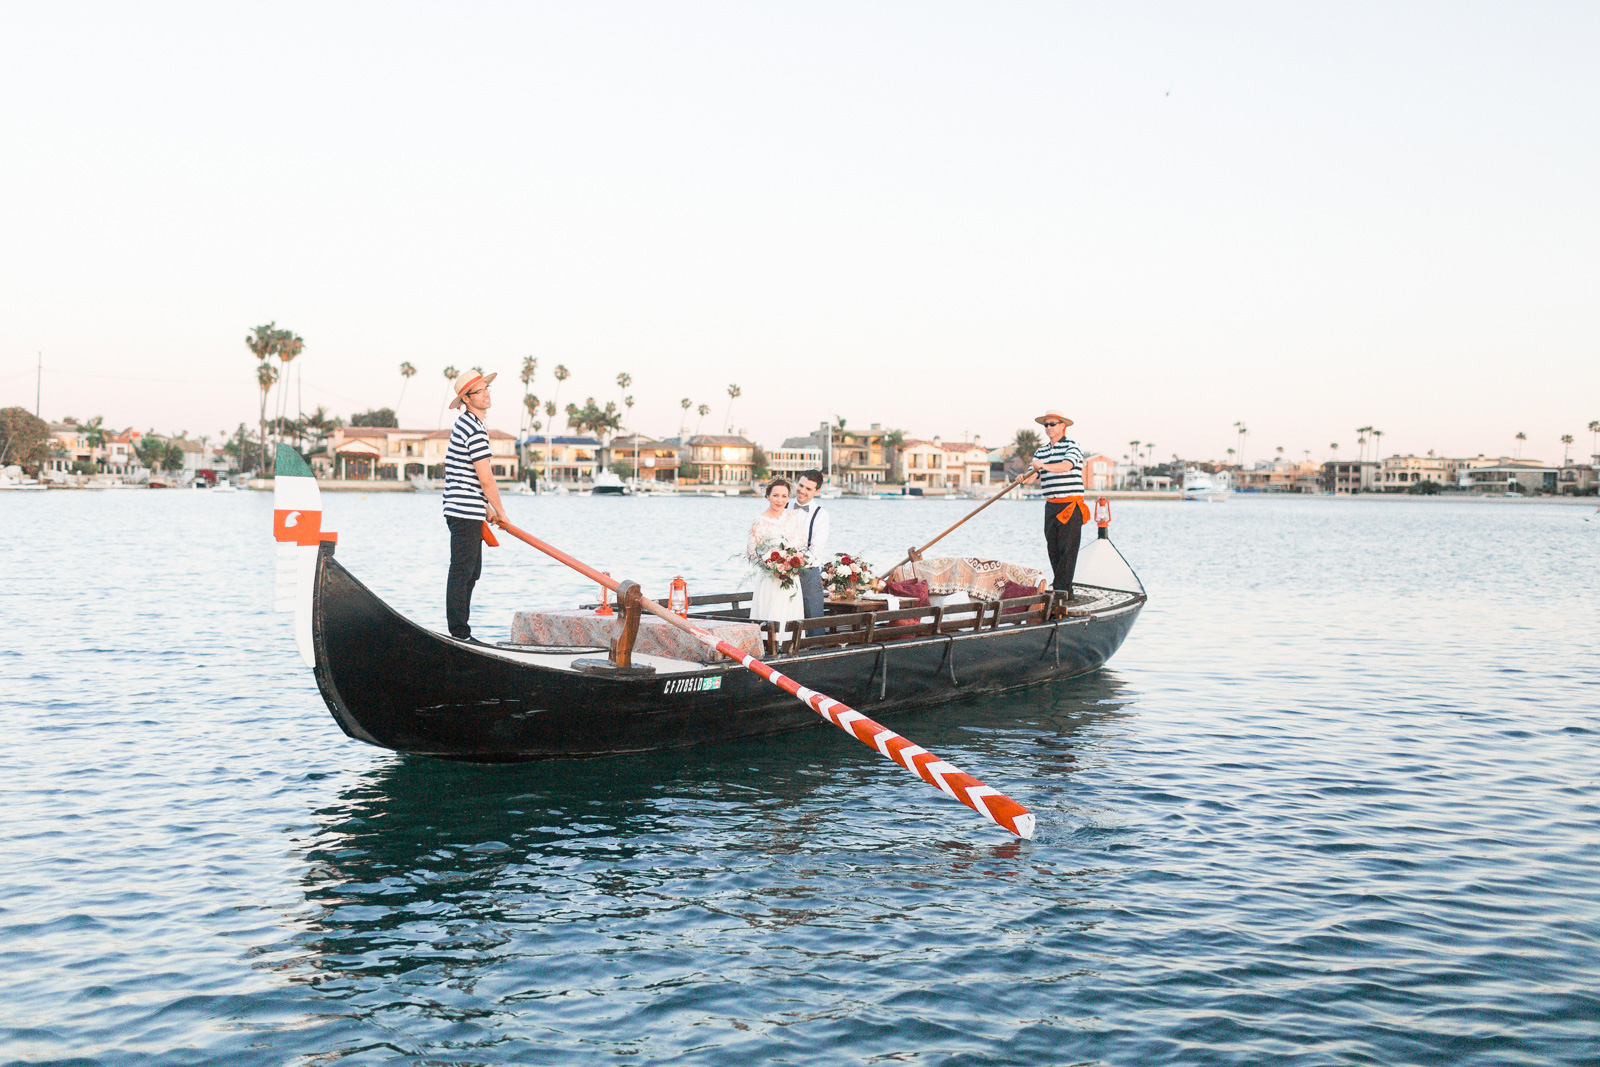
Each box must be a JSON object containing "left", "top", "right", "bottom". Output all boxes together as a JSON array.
[
  {"left": 821, "top": 552, "right": 875, "bottom": 599},
  {"left": 753, "top": 540, "right": 808, "bottom": 589}
]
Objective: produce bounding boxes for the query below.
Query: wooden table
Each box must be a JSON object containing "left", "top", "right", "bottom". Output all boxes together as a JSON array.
[{"left": 824, "top": 598, "right": 889, "bottom": 614}]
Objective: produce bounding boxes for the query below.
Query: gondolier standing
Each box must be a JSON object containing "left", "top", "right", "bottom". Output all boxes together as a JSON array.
[
  {"left": 1024, "top": 408, "right": 1088, "bottom": 600},
  {"left": 443, "top": 371, "right": 508, "bottom": 642}
]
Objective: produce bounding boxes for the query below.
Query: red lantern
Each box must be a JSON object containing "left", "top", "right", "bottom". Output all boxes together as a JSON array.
[
  {"left": 1095, "top": 496, "right": 1111, "bottom": 527},
  {"left": 595, "top": 572, "right": 614, "bottom": 616},
  {"left": 668, "top": 576, "right": 689, "bottom": 617}
]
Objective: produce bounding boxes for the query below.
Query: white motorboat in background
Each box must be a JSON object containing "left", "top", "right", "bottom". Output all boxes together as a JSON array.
[
  {"left": 591, "top": 470, "right": 631, "bottom": 496},
  {"left": 1182, "top": 469, "right": 1232, "bottom": 502},
  {"left": 0, "top": 465, "right": 48, "bottom": 491}
]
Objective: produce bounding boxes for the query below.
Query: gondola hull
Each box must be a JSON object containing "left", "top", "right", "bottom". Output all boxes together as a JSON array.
[{"left": 311, "top": 542, "right": 1143, "bottom": 762}]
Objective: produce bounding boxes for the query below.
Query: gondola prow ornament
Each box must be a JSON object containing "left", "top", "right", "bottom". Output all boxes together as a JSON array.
[{"left": 272, "top": 445, "right": 336, "bottom": 668}]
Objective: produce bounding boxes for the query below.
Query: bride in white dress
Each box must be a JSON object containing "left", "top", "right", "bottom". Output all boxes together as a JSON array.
[{"left": 746, "top": 479, "right": 807, "bottom": 624}]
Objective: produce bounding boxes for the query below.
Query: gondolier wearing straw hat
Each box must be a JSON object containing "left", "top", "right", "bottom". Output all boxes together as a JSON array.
[
  {"left": 443, "top": 371, "right": 509, "bottom": 643},
  {"left": 1022, "top": 407, "right": 1089, "bottom": 600}
]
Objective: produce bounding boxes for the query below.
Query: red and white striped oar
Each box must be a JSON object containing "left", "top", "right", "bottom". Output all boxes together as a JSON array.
[{"left": 494, "top": 519, "right": 1035, "bottom": 839}]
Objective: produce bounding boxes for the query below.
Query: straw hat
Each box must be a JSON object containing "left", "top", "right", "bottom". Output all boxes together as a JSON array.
[
  {"left": 449, "top": 372, "right": 497, "bottom": 410},
  {"left": 1034, "top": 408, "right": 1074, "bottom": 427}
]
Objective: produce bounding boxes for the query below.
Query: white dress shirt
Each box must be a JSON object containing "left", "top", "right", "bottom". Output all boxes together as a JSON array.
[{"left": 787, "top": 499, "right": 831, "bottom": 567}]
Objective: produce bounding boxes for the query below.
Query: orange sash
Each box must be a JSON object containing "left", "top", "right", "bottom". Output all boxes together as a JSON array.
[{"left": 1047, "top": 496, "right": 1091, "bottom": 525}]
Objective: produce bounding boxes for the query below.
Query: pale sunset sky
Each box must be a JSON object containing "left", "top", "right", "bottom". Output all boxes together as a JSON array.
[{"left": 1, "top": 2, "right": 1596, "bottom": 465}]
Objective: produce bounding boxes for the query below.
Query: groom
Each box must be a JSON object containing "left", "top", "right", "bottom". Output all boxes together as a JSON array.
[{"left": 788, "top": 468, "right": 830, "bottom": 622}]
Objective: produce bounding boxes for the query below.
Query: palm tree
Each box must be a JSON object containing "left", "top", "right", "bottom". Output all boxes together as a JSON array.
[
  {"left": 246, "top": 323, "right": 278, "bottom": 472},
  {"left": 613, "top": 373, "right": 632, "bottom": 467},
  {"left": 539, "top": 401, "right": 557, "bottom": 488},
  {"left": 1588, "top": 420, "right": 1600, "bottom": 461},
  {"left": 256, "top": 361, "right": 278, "bottom": 472},
  {"left": 1514, "top": 431, "right": 1526, "bottom": 459},
  {"left": 624, "top": 395, "right": 636, "bottom": 481},
  {"left": 540, "top": 365, "right": 569, "bottom": 487},
  {"left": 519, "top": 356, "right": 538, "bottom": 438},
  {"left": 1226, "top": 447, "right": 1235, "bottom": 465},
  {"left": 438, "top": 365, "right": 460, "bottom": 428},
  {"left": 694, "top": 403, "right": 710, "bottom": 437},
  {"left": 1561, "top": 434, "right": 1574, "bottom": 465},
  {"left": 397, "top": 362, "right": 417, "bottom": 421},
  {"left": 274, "top": 330, "right": 304, "bottom": 456},
  {"left": 724, "top": 384, "right": 742, "bottom": 434},
  {"left": 678, "top": 397, "right": 692, "bottom": 438},
  {"left": 1275, "top": 445, "right": 1284, "bottom": 463},
  {"left": 1356, "top": 426, "right": 1373, "bottom": 464},
  {"left": 1371, "top": 429, "right": 1384, "bottom": 460},
  {"left": 1012, "top": 428, "right": 1041, "bottom": 475}
]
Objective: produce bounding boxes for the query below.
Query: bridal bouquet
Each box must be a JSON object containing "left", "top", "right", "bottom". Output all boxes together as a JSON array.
[
  {"left": 754, "top": 540, "right": 808, "bottom": 589},
  {"left": 821, "top": 552, "right": 875, "bottom": 599}
]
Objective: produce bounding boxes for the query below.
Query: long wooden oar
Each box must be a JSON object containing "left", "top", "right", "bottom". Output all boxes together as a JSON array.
[
  {"left": 883, "top": 469, "right": 1035, "bottom": 577},
  {"left": 493, "top": 518, "right": 1035, "bottom": 839}
]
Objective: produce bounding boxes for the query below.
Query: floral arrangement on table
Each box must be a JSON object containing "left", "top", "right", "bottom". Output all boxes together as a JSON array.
[
  {"left": 821, "top": 552, "right": 877, "bottom": 599},
  {"left": 753, "top": 540, "right": 808, "bottom": 589}
]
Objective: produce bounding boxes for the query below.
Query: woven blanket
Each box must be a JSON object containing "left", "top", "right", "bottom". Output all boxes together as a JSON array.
[{"left": 887, "top": 557, "right": 1045, "bottom": 603}]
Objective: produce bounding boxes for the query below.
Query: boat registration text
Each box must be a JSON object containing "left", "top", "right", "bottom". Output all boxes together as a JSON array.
[{"left": 664, "top": 676, "right": 723, "bottom": 695}]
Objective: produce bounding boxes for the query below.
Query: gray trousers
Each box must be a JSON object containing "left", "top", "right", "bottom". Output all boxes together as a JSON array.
[{"left": 799, "top": 567, "right": 824, "bottom": 622}]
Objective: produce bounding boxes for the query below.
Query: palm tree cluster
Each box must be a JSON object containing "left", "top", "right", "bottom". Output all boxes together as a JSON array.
[{"left": 245, "top": 323, "right": 307, "bottom": 474}]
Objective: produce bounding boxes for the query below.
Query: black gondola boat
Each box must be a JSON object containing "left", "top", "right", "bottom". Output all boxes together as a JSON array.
[{"left": 308, "top": 530, "right": 1147, "bottom": 763}]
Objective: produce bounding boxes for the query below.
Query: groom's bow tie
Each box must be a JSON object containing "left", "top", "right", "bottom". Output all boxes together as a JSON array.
[{"left": 797, "top": 504, "right": 812, "bottom": 511}]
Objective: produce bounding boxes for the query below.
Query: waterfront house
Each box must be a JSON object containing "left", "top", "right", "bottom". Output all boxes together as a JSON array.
[
  {"left": 320, "top": 426, "right": 519, "bottom": 482},
  {"left": 1320, "top": 460, "right": 1378, "bottom": 494},
  {"left": 1378, "top": 454, "right": 1461, "bottom": 491},
  {"left": 1459, "top": 459, "right": 1557, "bottom": 495},
  {"left": 519, "top": 434, "right": 603, "bottom": 483},
  {"left": 896, "top": 437, "right": 989, "bottom": 491},
  {"left": 786, "top": 422, "right": 892, "bottom": 486},
  {"left": 771, "top": 440, "right": 825, "bottom": 482},
  {"left": 684, "top": 435, "right": 757, "bottom": 485},
  {"left": 610, "top": 433, "right": 681, "bottom": 483},
  {"left": 1557, "top": 463, "right": 1598, "bottom": 495},
  {"left": 1082, "top": 454, "right": 1116, "bottom": 492},
  {"left": 1236, "top": 460, "right": 1320, "bottom": 493}
]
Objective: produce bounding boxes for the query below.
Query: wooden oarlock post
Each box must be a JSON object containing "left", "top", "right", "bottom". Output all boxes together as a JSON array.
[
  {"left": 493, "top": 518, "right": 1035, "bottom": 839},
  {"left": 574, "top": 579, "right": 655, "bottom": 676},
  {"left": 611, "top": 581, "right": 645, "bottom": 668}
]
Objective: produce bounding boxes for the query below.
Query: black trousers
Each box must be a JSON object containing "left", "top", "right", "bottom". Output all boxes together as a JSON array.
[
  {"left": 1044, "top": 503, "right": 1085, "bottom": 596},
  {"left": 446, "top": 516, "right": 484, "bottom": 639}
]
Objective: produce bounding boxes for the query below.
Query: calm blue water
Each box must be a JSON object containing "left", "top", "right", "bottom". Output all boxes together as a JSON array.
[{"left": 2, "top": 491, "right": 1597, "bottom": 1066}]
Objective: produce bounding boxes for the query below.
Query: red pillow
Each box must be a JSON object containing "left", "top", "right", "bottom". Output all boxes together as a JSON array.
[
  {"left": 1000, "top": 580, "right": 1042, "bottom": 614},
  {"left": 882, "top": 578, "right": 929, "bottom": 608}
]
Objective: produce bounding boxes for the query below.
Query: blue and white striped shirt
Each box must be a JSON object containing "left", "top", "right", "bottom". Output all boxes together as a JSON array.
[
  {"left": 443, "top": 411, "right": 492, "bottom": 520},
  {"left": 1033, "top": 438, "right": 1085, "bottom": 497}
]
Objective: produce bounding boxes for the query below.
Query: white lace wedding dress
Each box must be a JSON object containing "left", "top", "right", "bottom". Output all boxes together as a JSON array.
[{"left": 746, "top": 510, "right": 806, "bottom": 623}]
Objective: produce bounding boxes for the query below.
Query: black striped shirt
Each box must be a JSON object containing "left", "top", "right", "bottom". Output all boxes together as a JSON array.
[
  {"left": 443, "top": 411, "right": 492, "bottom": 519},
  {"left": 1033, "top": 438, "right": 1085, "bottom": 497}
]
